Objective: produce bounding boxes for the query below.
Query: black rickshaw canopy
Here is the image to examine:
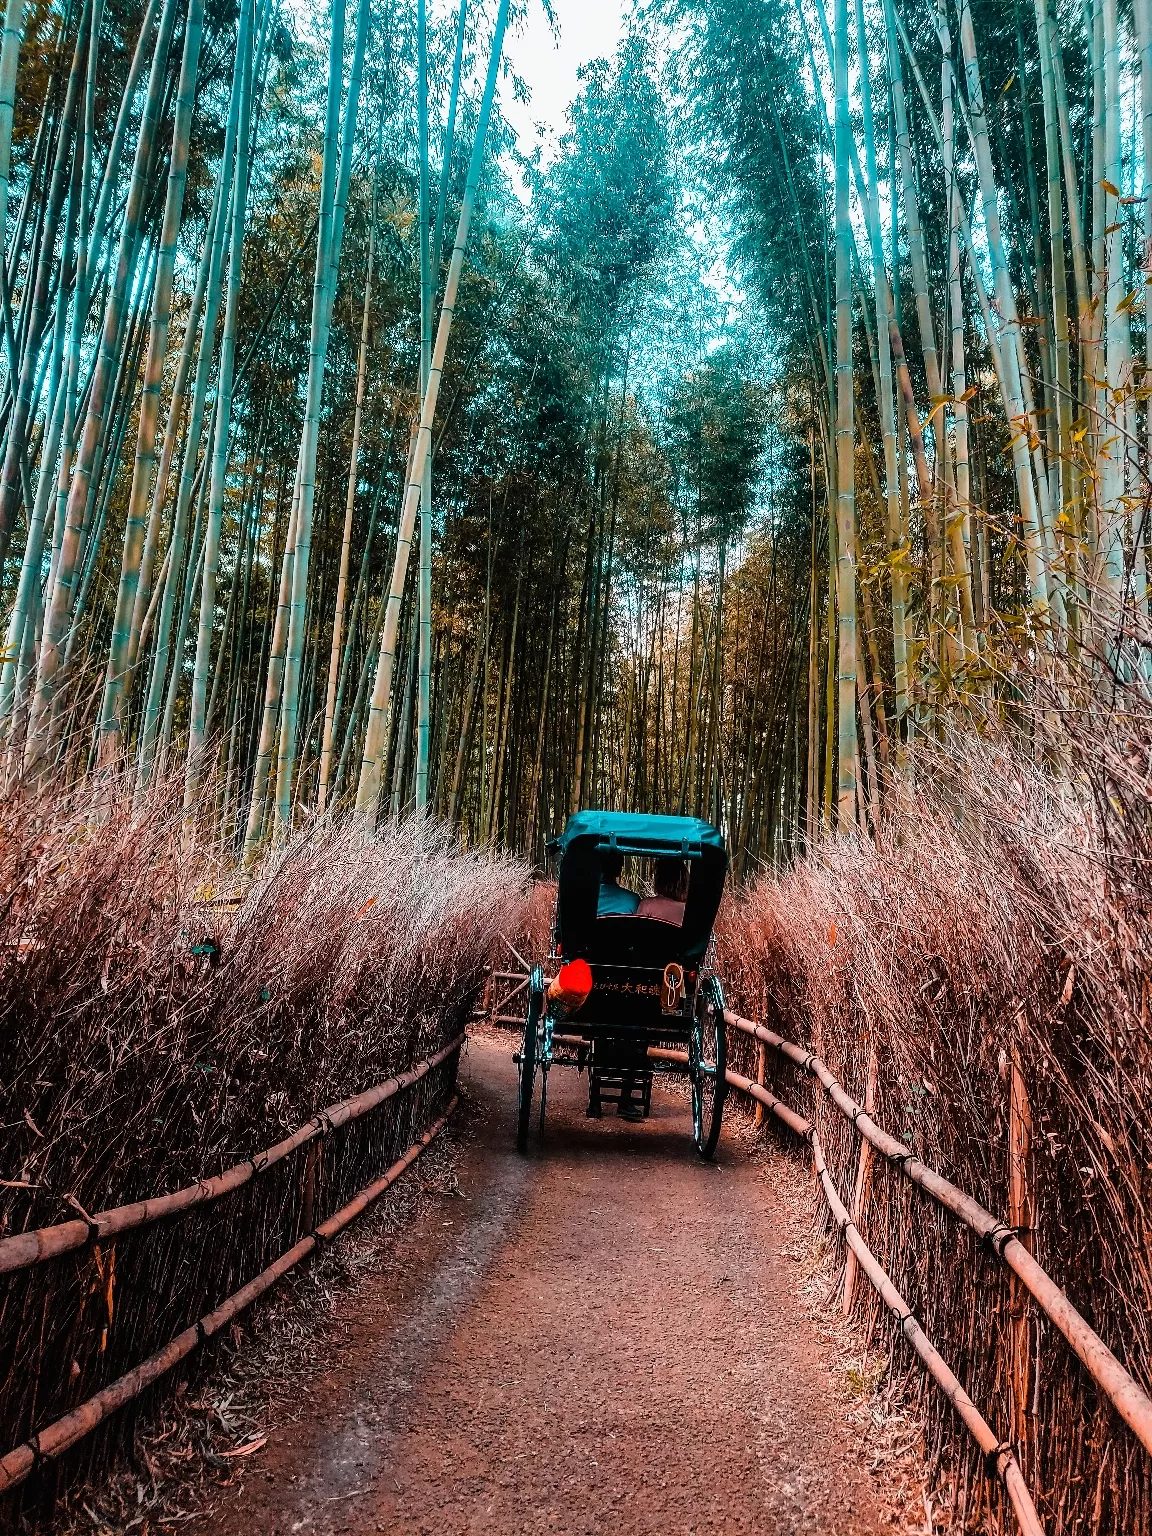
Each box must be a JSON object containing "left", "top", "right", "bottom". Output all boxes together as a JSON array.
[{"left": 552, "top": 811, "right": 727, "bottom": 966}]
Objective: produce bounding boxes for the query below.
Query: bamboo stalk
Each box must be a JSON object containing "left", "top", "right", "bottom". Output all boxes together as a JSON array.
[
  {"left": 136, "top": 168, "right": 231, "bottom": 784},
  {"left": 274, "top": 0, "right": 369, "bottom": 830},
  {"left": 832, "top": 0, "right": 858, "bottom": 827},
  {"left": 415, "top": 0, "right": 432, "bottom": 811},
  {"left": 26, "top": 0, "right": 180, "bottom": 775},
  {"left": 186, "top": 0, "right": 255, "bottom": 804},
  {"left": 355, "top": 0, "right": 512, "bottom": 815},
  {"left": 99, "top": 0, "right": 204, "bottom": 756},
  {"left": 318, "top": 147, "right": 379, "bottom": 815},
  {"left": 0, "top": 0, "right": 25, "bottom": 262}
]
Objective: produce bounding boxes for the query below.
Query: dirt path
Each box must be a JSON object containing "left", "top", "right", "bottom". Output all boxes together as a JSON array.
[{"left": 194, "top": 1034, "right": 896, "bottom": 1536}]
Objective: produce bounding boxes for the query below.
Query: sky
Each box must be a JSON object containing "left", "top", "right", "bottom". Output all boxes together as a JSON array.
[{"left": 496, "top": 0, "right": 625, "bottom": 166}]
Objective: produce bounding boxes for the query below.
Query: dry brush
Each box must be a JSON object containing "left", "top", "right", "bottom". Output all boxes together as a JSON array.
[{"left": 0, "top": 774, "right": 528, "bottom": 1522}]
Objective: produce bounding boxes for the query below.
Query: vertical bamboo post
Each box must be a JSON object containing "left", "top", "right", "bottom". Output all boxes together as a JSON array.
[
  {"left": 754, "top": 1040, "right": 767, "bottom": 1127},
  {"left": 301, "top": 1142, "right": 320, "bottom": 1237},
  {"left": 1008, "top": 1043, "right": 1035, "bottom": 1459},
  {"left": 842, "top": 1044, "right": 878, "bottom": 1315}
]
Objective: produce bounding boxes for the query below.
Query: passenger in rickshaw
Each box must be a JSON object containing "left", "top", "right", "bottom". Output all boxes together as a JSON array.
[
  {"left": 596, "top": 850, "right": 640, "bottom": 915},
  {"left": 636, "top": 857, "right": 689, "bottom": 926},
  {"left": 586, "top": 856, "right": 687, "bottom": 1124}
]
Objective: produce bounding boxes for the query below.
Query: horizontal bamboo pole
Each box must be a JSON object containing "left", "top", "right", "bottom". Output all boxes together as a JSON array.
[
  {"left": 0, "top": 1099, "right": 458, "bottom": 1497},
  {"left": 0, "top": 1035, "right": 465, "bottom": 1275},
  {"left": 725, "top": 1008, "right": 1152, "bottom": 1461},
  {"left": 810, "top": 1127, "right": 1044, "bottom": 1536},
  {"left": 718, "top": 1058, "right": 1043, "bottom": 1535}
]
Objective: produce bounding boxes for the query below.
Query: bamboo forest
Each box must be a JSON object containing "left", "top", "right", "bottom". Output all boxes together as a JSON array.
[
  {"left": 0, "top": 0, "right": 1149, "bottom": 857},
  {"left": 5, "top": 0, "right": 1152, "bottom": 1527},
  {"left": 0, "top": 0, "right": 1135, "bottom": 859}
]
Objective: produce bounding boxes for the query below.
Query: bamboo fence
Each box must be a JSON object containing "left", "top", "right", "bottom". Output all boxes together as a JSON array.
[
  {"left": 0, "top": 1035, "right": 463, "bottom": 1521},
  {"left": 712, "top": 1002, "right": 1152, "bottom": 1533}
]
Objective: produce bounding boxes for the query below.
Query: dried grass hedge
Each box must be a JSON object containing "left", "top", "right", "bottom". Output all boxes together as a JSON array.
[
  {"left": 716, "top": 730, "right": 1152, "bottom": 1535},
  {"left": 0, "top": 773, "right": 528, "bottom": 1523}
]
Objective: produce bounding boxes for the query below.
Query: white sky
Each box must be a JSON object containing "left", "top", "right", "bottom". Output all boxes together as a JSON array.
[{"left": 497, "top": 0, "right": 625, "bottom": 165}]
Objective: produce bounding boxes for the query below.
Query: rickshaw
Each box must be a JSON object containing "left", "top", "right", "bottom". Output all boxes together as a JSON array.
[{"left": 516, "top": 811, "right": 729, "bottom": 1159}]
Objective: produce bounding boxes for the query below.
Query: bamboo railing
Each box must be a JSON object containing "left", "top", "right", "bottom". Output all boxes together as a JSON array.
[
  {"left": 724, "top": 1058, "right": 1043, "bottom": 1535},
  {"left": 723, "top": 1009, "right": 1152, "bottom": 1459},
  {"left": 0, "top": 1035, "right": 464, "bottom": 1502},
  {"left": 649, "top": 1036, "right": 1044, "bottom": 1532},
  {"left": 0, "top": 1034, "right": 463, "bottom": 1276}
]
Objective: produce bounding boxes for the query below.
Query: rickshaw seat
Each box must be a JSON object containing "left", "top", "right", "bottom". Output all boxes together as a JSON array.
[{"left": 584, "top": 915, "right": 689, "bottom": 968}]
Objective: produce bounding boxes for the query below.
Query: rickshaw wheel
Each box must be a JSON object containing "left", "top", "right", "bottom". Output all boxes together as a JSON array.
[
  {"left": 691, "top": 976, "right": 727, "bottom": 1160},
  {"left": 517, "top": 968, "right": 544, "bottom": 1153}
]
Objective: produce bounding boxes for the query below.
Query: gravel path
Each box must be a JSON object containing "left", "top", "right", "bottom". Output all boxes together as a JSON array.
[{"left": 193, "top": 1032, "right": 895, "bottom": 1535}]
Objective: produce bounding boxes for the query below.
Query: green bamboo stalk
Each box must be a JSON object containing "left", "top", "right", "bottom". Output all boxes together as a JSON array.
[
  {"left": 0, "top": 103, "right": 81, "bottom": 728},
  {"left": 158, "top": 469, "right": 209, "bottom": 766},
  {"left": 0, "top": 336, "right": 68, "bottom": 724},
  {"left": 0, "top": 13, "right": 86, "bottom": 567},
  {"left": 99, "top": 0, "right": 204, "bottom": 758},
  {"left": 1034, "top": 0, "right": 1077, "bottom": 630},
  {"left": 88, "top": 0, "right": 162, "bottom": 272},
  {"left": 804, "top": 423, "right": 819, "bottom": 836},
  {"left": 854, "top": 0, "right": 909, "bottom": 700},
  {"left": 1098, "top": 0, "right": 1127, "bottom": 595},
  {"left": 137, "top": 166, "right": 232, "bottom": 784},
  {"left": 937, "top": 1, "right": 976, "bottom": 655},
  {"left": 333, "top": 602, "right": 380, "bottom": 801},
  {"left": 356, "top": 0, "right": 512, "bottom": 816},
  {"left": 390, "top": 609, "right": 417, "bottom": 816},
  {"left": 53, "top": 0, "right": 103, "bottom": 584},
  {"left": 1050, "top": 26, "right": 1089, "bottom": 335},
  {"left": 127, "top": 166, "right": 219, "bottom": 678},
  {"left": 823, "top": 467, "right": 836, "bottom": 823},
  {"left": 241, "top": 466, "right": 298, "bottom": 855},
  {"left": 318, "top": 150, "right": 378, "bottom": 815},
  {"left": 330, "top": 468, "right": 387, "bottom": 746},
  {"left": 61, "top": 297, "right": 153, "bottom": 677},
  {"left": 432, "top": 0, "right": 467, "bottom": 277},
  {"left": 1137, "top": 0, "right": 1152, "bottom": 606},
  {"left": 25, "top": 0, "right": 179, "bottom": 776},
  {"left": 185, "top": 0, "right": 255, "bottom": 806},
  {"left": 833, "top": 0, "right": 857, "bottom": 827},
  {"left": 415, "top": 0, "right": 432, "bottom": 810},
  {"left": 929, "top": 0, "right": 1050, "bottom": 621},
  {"left": 1085, "top": 0, "right": 1106, "bottom": 573},
  {"left": 0, "top": 0, "right": 24, "bottom": 261},
  {"left": 881, "top": 0, "right": 940, "bottom": 402},
  {"left": 273, "top": 0, "right": 370, "bottom": 832}
]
